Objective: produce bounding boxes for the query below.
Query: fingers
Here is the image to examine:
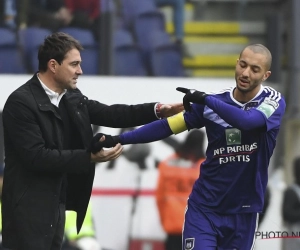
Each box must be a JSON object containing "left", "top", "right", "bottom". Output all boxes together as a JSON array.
[
  {"left": 167, "top": 103, "right": 184, "bottom": 111},
  {"left": 91, "top": 142, "right": 103, "bottom": 154},
  {"left": 92, "top": 144, "right": 123, "bottom": 162},
  {"left": 109, "top": 144, "right": 123, "bottom": 160},
  {"left": 89, "top": 133, "right": 104, "bottom": 153},
  {"left": 176, "top": 88, "right": 191, "bottom": 112},
  {"left": 93, "top": 133, "right": 103, "bottom": 142},
  {"left": 101, "top": 144, "right": 123, "bottom": 161},
  {"left": 176, "top": 104, "right": 185, "bottom": 112},
  {"left": 183, "top": 96, "right": 191, "bottom": 112},
  {"left": 159, "top": 103, "right": 185, "bottom": 118},
  {"left": 90, "top": 133, "right": 115, "bottom": 153},
  {"left": 176, "top": 87, "right": 189, "bottom": 94},
  {"left": 94, "top": 135, "right": 119, "bottom": 149}
]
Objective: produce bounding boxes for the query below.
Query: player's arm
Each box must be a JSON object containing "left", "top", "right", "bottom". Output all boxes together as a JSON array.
[
  {"left": 204, "top": 96, "right": 266, "bottom": 130},
  {"left": 177, "top": 87, "right": 266, "bottom": 130},
  {"left": 90, "top": 112, "right": 187, "bottom": 151}
]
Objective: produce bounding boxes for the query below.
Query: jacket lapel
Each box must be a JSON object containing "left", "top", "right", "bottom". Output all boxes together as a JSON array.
[{"left": 29, "top": 74, "right": 61, "bottom": 120}]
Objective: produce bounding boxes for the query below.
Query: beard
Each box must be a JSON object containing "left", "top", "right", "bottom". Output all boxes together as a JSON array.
[{"left": 235, "top": 76, "right": 261, "bottom": 94}]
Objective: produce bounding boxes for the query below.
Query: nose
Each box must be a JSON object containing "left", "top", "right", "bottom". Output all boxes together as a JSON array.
[
  {"left": 77, "top": 65, "right": 83, "bottom": 75},
  {"left": 242, "top": 66, "right": 251, "bottom": 77}
]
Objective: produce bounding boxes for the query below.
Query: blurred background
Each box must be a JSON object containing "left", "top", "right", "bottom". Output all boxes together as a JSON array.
[{"left": 1, "top": 0, "right": 300, "bottom": 250}]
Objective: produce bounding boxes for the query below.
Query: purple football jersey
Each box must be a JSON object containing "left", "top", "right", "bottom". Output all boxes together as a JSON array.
[{"left": 184, "top": 86, "right": 286, "bottom": 213}]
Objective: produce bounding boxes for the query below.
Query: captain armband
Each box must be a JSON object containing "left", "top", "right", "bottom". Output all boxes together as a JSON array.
[{"left": 167, "top": 112, "right": 187, "bottom": 134}]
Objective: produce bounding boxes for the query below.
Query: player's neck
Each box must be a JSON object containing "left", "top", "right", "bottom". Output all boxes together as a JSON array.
[{"left": 233, "top": 87, "right": 260, "bottom": 103}]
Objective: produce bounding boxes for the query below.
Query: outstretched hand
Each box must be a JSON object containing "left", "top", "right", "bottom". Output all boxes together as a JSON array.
[
  {"left": 90, "top": 143, "right": 123, "bottom": 163},
  {"left": 176, "top": 87, "right": 208, "bottom": 111},
  {"left": 159, "top": 103, "right": 184, "bottom": 118},
  {"left": 90, "top": 133, "right": 121, "bottom": 154}
]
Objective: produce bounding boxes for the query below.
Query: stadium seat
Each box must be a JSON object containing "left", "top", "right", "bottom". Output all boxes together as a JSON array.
[
  {"left": 149, "top": 31, "right": 184, "bottom": 77},
  {"left": 150, "top": 45, "right": 185, "bottom": 76},
  {"left": 148, "top": 29, "right": 172, "bottom": 49},
  {"left": 114, "top": 29, "right": 134, "bottom": 48},
  {"left": 133, "top": 11, "right": 165, "bottom": 51},
  {"left": 132, "top": 12, "right": 166, "bottom": 75},
  {"left": 113, "top": 29, "right": 147, "bottom": 76},
  {"left": 59, "top": 27, "right": 100, "bottom": 75},
  {"left": 18, "top": 27, "right": 52, "bottom": 73},
  {"left": 0, "top": 28, "right": 26, "bottom": 74}
]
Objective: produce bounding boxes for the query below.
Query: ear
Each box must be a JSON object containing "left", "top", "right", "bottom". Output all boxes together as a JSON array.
[
  {"left": 49, "top": 59, "right": 56, "bottom": 73},
  {"left": 262, "top": 71, "right": 271, "bottom": 81}
]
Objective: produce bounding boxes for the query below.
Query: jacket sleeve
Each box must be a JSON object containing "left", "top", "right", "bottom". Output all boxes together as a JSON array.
[{"left": 87, "top": 99, "right": 158, "bottom": 128}]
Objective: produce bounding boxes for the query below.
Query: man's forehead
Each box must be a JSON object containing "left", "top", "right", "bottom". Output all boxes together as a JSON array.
[
  {"left": 240, "top": 49, "right": 268, "bottom": 66},
  {"left": 64, "top": 49, "right": 81, "bottom": 61}
]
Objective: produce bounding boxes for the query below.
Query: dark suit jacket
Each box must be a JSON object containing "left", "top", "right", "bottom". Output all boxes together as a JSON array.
[{"left": 1, "top": 74, "right": 158, "bottom": 248}]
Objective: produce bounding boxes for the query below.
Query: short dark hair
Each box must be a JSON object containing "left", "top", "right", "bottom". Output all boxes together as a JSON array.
[
  {"left": 240, "top": 44, "right": 272, "bottom": 71},
  {"left": 38, "top": 32, "right": 83, "bottom": 72}
]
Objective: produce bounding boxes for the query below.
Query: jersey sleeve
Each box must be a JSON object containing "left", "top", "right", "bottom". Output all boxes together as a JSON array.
[
  {"left": 256, "top": 94, "right": 286, "bottom": 131},
  {"left": 182, "top": 104, "right": 206, "bottom": 130},
  {"left": 204, "top": 94, "right": 285, "bottom": 131},
  {"left": 119, "top": 112, "right": 188, "bottom": 145},
  {"left": 204, "top": 96, "right": 265, "bottom": 130}
]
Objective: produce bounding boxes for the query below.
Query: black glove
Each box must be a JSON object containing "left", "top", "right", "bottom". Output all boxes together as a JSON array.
[
  {"left": 176, "top": 87, "right": 208, "bottom": 111},
  {"left": 89, "top": 133, "right": 121, "bottom": 154}
]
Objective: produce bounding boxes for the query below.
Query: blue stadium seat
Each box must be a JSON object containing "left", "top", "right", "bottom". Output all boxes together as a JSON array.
[
  {"left": 0, "top": 28, "right": 26, "bottom": 74},
  {"left": 114, "top": 29, "right": 134, "bottom": 48},
  {"left": 150, "top": 46, "right": 184, "bottom": 77},
  {"left": 149, "top": 31, "right": 184, "bottom": 77},
  {"left": 113, "top": 29, "right": 147, "bottom": 76},
  {"left": 148, "top": 30, "right": 172, "bottom": 49},
  {"left": 132, "top": 12, "right": 166, "bottom": 75},
  {"left": 19, "top": 27, "right": 52, "bottom": 73},
  {"left": 59, "top": 27, "right": 100, "bottom": 75},
  {"left": 133, "top": 11, "right": 165, "bottom": 51}
]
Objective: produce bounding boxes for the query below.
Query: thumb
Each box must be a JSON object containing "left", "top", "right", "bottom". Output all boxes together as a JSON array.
[{"left": 176, "top": 87, "right": 189, "bottom": 94}]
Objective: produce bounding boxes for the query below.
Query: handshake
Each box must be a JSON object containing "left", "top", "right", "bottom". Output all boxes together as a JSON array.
[
  {"left": 88, "top": 87, "right": 207, "bottom": 153},
  {"left": 89, "top": 133, "right": 120, "bottom": 154}
]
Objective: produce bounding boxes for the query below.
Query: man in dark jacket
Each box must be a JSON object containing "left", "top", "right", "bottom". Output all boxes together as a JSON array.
[{"left": 1, "top": 31, "right": 183, "bottom": 250}]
